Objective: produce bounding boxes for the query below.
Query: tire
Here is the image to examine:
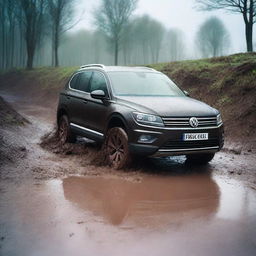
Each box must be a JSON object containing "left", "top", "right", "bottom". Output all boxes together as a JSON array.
[
  {"left": 186, "top": 153, "right": 215, "bottom": 165},
  {"left": 58, "top": 115, "right": 76, "bottom": 144},
  {"left": 105, "top": 127, "right": 131, "bottom": 169}
]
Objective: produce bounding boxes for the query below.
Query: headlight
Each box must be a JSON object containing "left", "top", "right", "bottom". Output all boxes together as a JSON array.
[
  {"left": 217, "top": 114, "right": 223, "bottom": 125},
  {"left": 133, "top": 112, "right": 164, "bottom": 127}
]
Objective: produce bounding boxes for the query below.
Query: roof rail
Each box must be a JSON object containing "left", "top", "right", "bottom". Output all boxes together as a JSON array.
[
  {"left": 80, "top": 64, "right": 105, "bottom": 69},
  {"left": 134, "top": 66, "right": 155, "bottom": 71}
]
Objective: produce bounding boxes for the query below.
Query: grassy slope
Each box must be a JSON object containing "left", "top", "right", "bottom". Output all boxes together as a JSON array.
[{"left": 0, "top": 53, "right": 255, "bottom": 148}]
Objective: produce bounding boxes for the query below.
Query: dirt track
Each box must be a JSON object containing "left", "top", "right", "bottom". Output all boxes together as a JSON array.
[{"left": 0, "top": 90, "right": 256, "bottom": 256}]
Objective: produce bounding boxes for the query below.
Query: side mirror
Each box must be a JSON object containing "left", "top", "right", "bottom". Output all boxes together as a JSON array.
[
  {"left": 91, "top": 90, "right": 106, "bottom": 99},
  {"left": 183, "top": 90, "right": 190, "bottom": 97}
]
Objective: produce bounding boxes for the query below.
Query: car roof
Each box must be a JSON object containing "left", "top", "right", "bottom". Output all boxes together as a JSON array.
[{"left": 77, "top": 64, "right": 159, "bottom": 73}]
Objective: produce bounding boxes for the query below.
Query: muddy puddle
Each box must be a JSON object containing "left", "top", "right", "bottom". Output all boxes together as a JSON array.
[{"left": 1, "top": 173, "right": 256, "bottom": 256}]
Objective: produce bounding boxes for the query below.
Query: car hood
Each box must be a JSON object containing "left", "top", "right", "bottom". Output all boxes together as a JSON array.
[{"left": 116, "top": 96, "right": 218, "bottom": 117}]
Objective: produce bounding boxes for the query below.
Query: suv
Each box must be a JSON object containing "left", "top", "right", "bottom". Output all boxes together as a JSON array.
[{"left": 57, "top": 64, "right": 224, "bottom": 169}]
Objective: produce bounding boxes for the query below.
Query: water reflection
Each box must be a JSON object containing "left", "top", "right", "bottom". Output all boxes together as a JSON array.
[{"left": 62, "top": 172, "right": 220, "bottom": 227}]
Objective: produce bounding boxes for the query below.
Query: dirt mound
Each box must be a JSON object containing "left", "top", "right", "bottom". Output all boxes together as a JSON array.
[
  {"left": 0, "top": 96, "right": 28, "bottom": 127},
  {"left": 0, "top": 96, "right": 29, "bottom": 168}
]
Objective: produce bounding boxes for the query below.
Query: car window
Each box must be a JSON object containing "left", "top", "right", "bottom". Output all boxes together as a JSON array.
[
  {"left": 69, "top": 73, "right": 79, "bottom": 90},
  {"left": 89, "top": 72, "right": 108, "bottom": 96},
  {"left": 69, "top": 72, "right": 92, "bottom": 92},
  {"left": 108, "top": 71, "right": 185, "bottom": 97},
  {"left": 76, "top": 71, "right": 92, "bottom": 92}
]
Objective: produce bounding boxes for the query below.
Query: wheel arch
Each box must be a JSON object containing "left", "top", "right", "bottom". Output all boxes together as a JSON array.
[
  {"left": 57, "top": 107, "right": 69, "bottom": 126},
  {"left": 106, "top": 113, "right": 129, "bottom": 134}
]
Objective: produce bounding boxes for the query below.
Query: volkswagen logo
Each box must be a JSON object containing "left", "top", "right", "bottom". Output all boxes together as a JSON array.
[{"left": 189, "top": 117, "right": 199, "bottom": 128}]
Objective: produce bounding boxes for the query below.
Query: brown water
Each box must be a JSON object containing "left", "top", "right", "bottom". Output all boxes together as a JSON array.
[{"left": 1, "top": 173, "right": 256, "bottom": 256}]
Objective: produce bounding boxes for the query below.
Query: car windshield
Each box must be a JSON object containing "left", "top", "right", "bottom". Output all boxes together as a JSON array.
[{"left": 108, "top": 71, "right": 185, "bottom": 97}]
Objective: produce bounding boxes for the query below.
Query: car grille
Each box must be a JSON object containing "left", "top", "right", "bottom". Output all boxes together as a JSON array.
[
  {"left": 162, "top": 116, "right": 217, "bottom": 128},
  {"left": 161, "top": 138, "right": 220, "bottom": 150}
]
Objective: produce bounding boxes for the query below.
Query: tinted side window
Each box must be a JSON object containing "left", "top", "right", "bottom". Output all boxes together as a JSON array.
[
  {"left": 76, "top": 71, "right": 92, "bottom": 92},
  {"left": 69, "top": 73, "right": 79, "bottom": 89},
  {"left": 89, "top": 72, "right": 108, "bottom": 95}
]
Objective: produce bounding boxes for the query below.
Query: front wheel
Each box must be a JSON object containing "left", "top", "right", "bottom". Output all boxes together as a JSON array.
[
  {"left": 186, "top": 153, "right": 215, "bottom": 165},
  {"left": 58, "top": 115, "right": 76, "bottom": 144},
  {"left": 105, "top": 127, "right": 131, "bottom": 169}
]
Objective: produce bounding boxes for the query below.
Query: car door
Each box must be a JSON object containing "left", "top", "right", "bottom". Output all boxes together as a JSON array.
[
  {"left": 66, "top": 71, "right": 92, "bottom": 126},
  {"left": 84, "top": 71, "right": 111, "bottom": 135}
]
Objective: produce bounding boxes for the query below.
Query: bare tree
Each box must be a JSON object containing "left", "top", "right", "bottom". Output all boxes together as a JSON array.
[
  {"left": 7, "top": 1, "right": 17, "bottom": 68},
  {"left": 196, "top": 16, "right": 230, "bottom": 57},
  {"left": 120, "top": 22, "right": 134, "bottom": 65},
  {"left": 19, "top": 0, "right": 46, "bottom": 69},
  {"left": 0, "top": 0, "right": 28, "bottom": 69},
  {"left": 0, "top": 0, "right": 17, "bottom": 69},
  {"left": 132, "top": 15, "right": 152, "bottom": 64},
  {"left": 195, "top": 0, "right": 256, "bottom": 52},
  {"left": 130, "top": 15, "right": 165, "bottom": 64},
  {"left": 94, "top": 0, "right": 138, "bottom": 65},
  {"left": 47, "top": 0, "right": 77, "bottom": 67},
  {"left": 148, "top": 18, "right": 165, "bottom": 63},
  {"left": 0, "top": 0, "right": 7, "bottom": 69},
  {"left": 166, "top": 28, "right": 185, "bottom": 61}
]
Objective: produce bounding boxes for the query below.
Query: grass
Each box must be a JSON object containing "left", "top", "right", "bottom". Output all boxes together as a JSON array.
[
  {"left": 150, "top": 52, "right": 256, "bottom": 72},
  {"left": 1, "top": 52, "right": 255, "bottom": 94},
  {"left": 1, "top": 66, "right": 78, "bottom": 89}
]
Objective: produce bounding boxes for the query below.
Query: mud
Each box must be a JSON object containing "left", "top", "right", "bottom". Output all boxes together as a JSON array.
[{"left": 0, "top": 90, "right": 256, "bottom": 256}]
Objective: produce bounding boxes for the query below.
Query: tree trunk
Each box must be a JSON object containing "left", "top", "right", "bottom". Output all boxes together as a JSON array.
[
  {"left": 54, "top": 30, "right": 59, "bottom": 67},
  {"left": 245, "top": 22, "right": 253, "bottom": 52},
  {"left": 10, "top": 23, "right": 15, "bottom": 68},
  {"left": 27, "top": 52, "right": 33, "bottom": 69},
  {"left": 51, "top": 31, "right": 54, "bottom": 66},
  {"left": 55, "top": 45, "right": 59, "bottom": 67},
  {"left": 213, "top": 46, "right": 217, "bottom": 57},
  {"left": 1, "top": 18, "right": 5, "bottom": 69},
  {"left": 26, "top": 42, "right": 35, "bottom": 69},
  {"left": 243, "top": 2, "right": 254, "bottom": 53},
  {"left": 123, "top": 47, "right": 127, "bottom": 65},
  {"left": 114, "top": 39, "right": 118, "bottom": 65}
]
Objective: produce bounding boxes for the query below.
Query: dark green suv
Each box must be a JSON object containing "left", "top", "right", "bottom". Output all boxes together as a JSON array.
[{"left": 57, "top": 64, "right": 224, "bottom": 169}]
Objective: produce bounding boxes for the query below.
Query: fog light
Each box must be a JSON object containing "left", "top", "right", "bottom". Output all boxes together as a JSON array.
[{"left": 138, "top": 135, "right": 156, "bottom": 143}]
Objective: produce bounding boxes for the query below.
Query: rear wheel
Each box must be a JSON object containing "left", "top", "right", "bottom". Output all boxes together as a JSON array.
[
  {"left": 105, "top": 127, "right": 131, "bottom": 169},
  {"left": 186, "top": 153, "right": 215, "bottom": 165},
  {"left": 58, "top": 115, "right": 76, "bottom": 144}
]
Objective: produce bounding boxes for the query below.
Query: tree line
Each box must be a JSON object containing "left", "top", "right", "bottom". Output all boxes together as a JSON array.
[
  {"left": 0, "top": 0, "right": 255, "bottom": 70},
  {"left": 0, "top": 0, "right": 76, "bottom": 70}
]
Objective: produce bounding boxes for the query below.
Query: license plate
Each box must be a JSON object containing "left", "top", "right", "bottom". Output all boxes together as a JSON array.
[{"left": 183, "top": 133, "right": 208, "bottom": 141}]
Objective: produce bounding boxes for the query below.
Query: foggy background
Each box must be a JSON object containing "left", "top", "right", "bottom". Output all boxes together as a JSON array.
[
  {"left": 76, "top": 0, "right": 247, "bottom": 52},
  {"left": 0, "top": 0, "right": 255, "bottom": 70}
]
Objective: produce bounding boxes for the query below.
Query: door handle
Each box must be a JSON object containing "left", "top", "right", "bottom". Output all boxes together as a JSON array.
[
  {"left": 66, "top": 96, "right": 71, "bottom": 100},
  {"left": 83, "top": 99, "right": 88, "bottom": 104}
]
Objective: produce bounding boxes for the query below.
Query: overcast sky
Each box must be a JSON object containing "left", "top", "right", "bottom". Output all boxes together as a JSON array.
[{"left": 72, "top": 0, "right": 256, "bottom": 55}]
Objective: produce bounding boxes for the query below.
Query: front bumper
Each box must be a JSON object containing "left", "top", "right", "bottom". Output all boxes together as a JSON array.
[{"left": 128, "top": 124, "right": 224, "bottom": 157}]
